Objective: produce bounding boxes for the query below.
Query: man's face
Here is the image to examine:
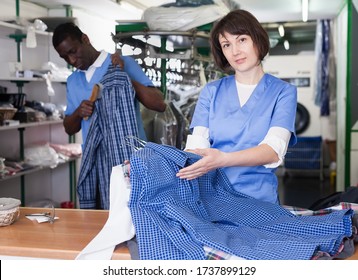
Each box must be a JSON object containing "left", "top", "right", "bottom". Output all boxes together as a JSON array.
[{"left": 55, "top": 35, "right": 92, "bottom": 70}]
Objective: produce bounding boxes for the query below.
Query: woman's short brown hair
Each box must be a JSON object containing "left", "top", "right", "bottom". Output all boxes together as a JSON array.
[{"left": 210, "top": 9, "right": 270, "bottom": 73}]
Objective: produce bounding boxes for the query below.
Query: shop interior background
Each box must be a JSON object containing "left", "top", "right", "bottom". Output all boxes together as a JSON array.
[{"left": 0, "top": 0, "right": 357, "bottom": 208}]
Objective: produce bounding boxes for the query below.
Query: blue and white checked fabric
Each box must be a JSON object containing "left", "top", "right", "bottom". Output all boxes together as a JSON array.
[
  {"left": 129, "top": 142, "right": 353, "bottom": 260},
  {"left": 77, "top": 65, "right": 139, "bottom": 210}
]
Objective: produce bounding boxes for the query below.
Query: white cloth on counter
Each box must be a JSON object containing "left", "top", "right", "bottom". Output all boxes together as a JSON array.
[
  {"left": 26, "top": 215, "right": 59, "bottom": 223},
  {"left": 76, "top": 164, "right": 135, "bottom": 260}
]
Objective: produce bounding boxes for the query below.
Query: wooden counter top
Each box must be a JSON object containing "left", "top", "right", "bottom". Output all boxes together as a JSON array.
[
  {"left": 1, "top": 207, "right": 357, "bottom": 260},
  {"left": 0, "top": 207, "right": 131, "bottom": 260}
]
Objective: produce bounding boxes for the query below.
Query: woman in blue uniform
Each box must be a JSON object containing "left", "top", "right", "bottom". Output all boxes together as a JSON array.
[{"left": 177, "top": 9, "right": 297, "bottom": 204}]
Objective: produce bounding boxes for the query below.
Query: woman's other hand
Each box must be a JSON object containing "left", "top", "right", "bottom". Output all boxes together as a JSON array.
[{"left": 176, "top": 148, "right": 228, "bottom": 180}]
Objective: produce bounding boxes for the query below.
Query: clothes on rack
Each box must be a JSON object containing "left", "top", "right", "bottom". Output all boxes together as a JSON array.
[{"left": 152, "top": 102, "right": 178, "bottom": 147}]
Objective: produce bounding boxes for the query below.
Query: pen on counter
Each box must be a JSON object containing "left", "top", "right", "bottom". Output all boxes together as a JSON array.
[{"left": 25, "top": 212, "right": 51, "bottom": 217}]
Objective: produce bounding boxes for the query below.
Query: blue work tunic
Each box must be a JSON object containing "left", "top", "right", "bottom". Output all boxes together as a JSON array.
[{"left": 190, "top": 74, "right": 297, "bottom": 204}]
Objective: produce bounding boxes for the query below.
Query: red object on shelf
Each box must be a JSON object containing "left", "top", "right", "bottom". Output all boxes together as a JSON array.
[{"left": 61, "top": 201, "right": 74, "bottom": 208}]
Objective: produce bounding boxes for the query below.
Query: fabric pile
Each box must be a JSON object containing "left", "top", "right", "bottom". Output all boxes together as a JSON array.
[{"left": 128, "top": 142, "right": 355, "bottom": 260}]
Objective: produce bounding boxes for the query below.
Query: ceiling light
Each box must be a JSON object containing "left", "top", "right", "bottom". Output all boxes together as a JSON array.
[
  {"left": 284, "top": 40, "right": 290, "bottom": 50},
  {"left": 302, "top": 0, "right": 309, "bottom": 22},
  {"left": 278, "top": 24, "right": 285, "bottom": 37}
]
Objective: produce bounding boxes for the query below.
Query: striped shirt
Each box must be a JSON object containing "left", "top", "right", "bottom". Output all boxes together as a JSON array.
[{"left": 77, "top": 65, "right": 139, "bottom": 209}]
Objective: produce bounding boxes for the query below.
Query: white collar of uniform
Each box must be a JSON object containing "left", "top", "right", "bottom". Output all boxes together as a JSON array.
[{"left": 81, "top": 50, "right": 109, "bottom": 82}]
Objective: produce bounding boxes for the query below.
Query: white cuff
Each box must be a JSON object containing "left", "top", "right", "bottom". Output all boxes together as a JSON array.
[
  {"left": 259, "top": 127, "right": 291, "bottom": 168},
  {"left": 185, "top": 135, "right": 210, "bottom": 150}
]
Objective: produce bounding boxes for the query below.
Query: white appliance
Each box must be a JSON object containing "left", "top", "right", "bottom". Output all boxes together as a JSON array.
[{"left": 263, "top": 54, "right": 321, "bottom": 136}]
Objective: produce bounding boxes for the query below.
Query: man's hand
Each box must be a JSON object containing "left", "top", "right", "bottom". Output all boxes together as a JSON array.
[
  {"left": 111, "top": 51, "right": 124, "bottom": 68},
  {"left": 76, "top": 100, "right": 94, "bottom": 119}
]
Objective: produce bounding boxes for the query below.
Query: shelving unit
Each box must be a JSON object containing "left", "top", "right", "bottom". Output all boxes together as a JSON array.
[
  {"left": 0, "top": 158, "right": 77, "bottom": 182},
  {"left": 0, "top": 77, "right": 66, "bottom": 83},
  {"left": 0, "top": 15, "right": 77, "bottom": 207},
  {"left": 0, "top": 119, "right": 79, "bottom": 206},
  {"left": 0, "top": 119, "right": 62, "bottom": 131}
]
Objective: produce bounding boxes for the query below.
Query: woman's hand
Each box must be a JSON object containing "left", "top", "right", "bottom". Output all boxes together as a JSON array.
[{"left": 176, "top": 148, "right": 227, "bottom": 180}]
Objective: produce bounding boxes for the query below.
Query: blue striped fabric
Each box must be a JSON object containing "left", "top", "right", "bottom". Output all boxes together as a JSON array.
[
  {"left": 77, "top": 65, "right": 139, "bottom": 209},
  {"left": 129, "top": 143, "right": 353, "bottom": 260}
]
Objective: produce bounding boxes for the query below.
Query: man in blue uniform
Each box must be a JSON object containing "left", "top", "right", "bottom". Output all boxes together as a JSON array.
[
  {"left": 52, "top": 22, "right": 166, "bottom": 210},
  {"left": 52, "top": 22, "right": 166, "bottom": 146}
]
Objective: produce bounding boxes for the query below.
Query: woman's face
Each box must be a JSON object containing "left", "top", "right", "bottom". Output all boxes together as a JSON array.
[{"left": 219, "top": 31, "right": 260, "bottom": 73}]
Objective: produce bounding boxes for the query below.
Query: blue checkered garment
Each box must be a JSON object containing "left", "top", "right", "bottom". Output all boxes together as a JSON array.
[
  {"left": 77, "top": 65, "right": 139, "bottom": 209},
  {"left": 129, "top": 143, "right": 354, "bottom": 260}
]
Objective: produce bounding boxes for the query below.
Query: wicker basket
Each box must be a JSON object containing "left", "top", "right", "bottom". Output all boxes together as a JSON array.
[
  {"left": 0, "top": 198, "right": 21, "bottom": 226},
  {"left": 0, "top": 108, "right": 17, "bottom": 121}
]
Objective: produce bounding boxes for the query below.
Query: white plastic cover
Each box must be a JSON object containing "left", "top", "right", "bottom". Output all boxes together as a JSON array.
[{"left": 142, "top": 4, "right": 229, "bottom": 31}]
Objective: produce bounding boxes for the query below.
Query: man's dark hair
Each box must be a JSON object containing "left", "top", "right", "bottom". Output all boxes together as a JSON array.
[{"left": 52, "top": 22, "right": 84, "bottom": 48}]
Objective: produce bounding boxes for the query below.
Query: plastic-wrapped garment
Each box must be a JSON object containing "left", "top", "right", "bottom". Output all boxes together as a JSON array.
[
  {"left": 142, "top": 3, "right": 229, "bottom": 31},
  {"left": 153, "top": 103, "right": 177, "bottom": 147},
  {"left": 24, "top": 144, "right": 60, "bottom": 168},
  {"left": 49, "top": 143, "right": 82, "bottom": 158},
  {"left": 181, "top": 97, "right": 198, "bottom": 125},
  {"left": 169, "top": 101, "right": 189, "bottom": 150}
]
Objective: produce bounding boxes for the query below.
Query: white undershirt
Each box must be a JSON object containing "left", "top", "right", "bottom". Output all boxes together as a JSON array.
[
  {"left": 80, "top": 50, "right": 108, "bottom": 82},
  {"left": 185, "top": 81, "right": 292, "bottom": 168},
  {"left": 236, "top": 81, "right": 255, "bottom": 106}
]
